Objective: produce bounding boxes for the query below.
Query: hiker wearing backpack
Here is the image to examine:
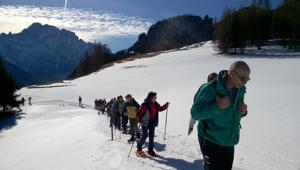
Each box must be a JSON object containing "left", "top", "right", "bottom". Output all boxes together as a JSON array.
[
  {"left": 112, "top": 96, "right": 124, "bottom": 130},
  {"left": 188, "top": 72, "right": 218, "bottom": 135},
  {"left": 99, "top": 99, "right": 106, "bottom": 114},
  {"left": 120, "top": 98, "right": 129, "bottom": 134},
  {"left": 191, "top": 61, "right": 250, "bottom": 170},
  {"left": 123, "top": 94, "right": 141, "bottom": 142},
  {"left": 136, "top": 91, "right": 169, "bottom": 157},
  {"left": 107, "top": 98, "right": 116, "bottom": 127}
]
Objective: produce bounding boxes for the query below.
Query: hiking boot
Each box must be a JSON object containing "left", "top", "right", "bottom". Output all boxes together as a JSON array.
[
  {"left": 128, "top": 137, "right": 135, "bottom": 143},
  {"left": 136, "top": 149, "right": 146, "bottom": 157},
  {"left": 147, "top": 150, "right": 157, "bottom": 157},
  {"left": 136, "top": 133, "right": 141, "bottom": 138}
]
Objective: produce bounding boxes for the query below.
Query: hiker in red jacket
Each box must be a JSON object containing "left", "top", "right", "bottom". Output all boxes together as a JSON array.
[{"left": 136, "top": 91, "right": 169, "bottom": 157}]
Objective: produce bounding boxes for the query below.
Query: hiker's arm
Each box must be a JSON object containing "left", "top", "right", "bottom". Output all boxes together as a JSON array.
[
  {"left": 188, "top": 118, "right": 196, "bottom": 129},
  {"left": 239, "top": 102, "right": 248, "bottom": 117},
  {"left": 239, "top": 88, "right": 248, "bottom": 117},
  {"left": 158, "top": 102, "right": 168, "bottom": 111},
  {"left": 191, "top": 86, "right": 221, "bottom": 121},
  {"left": 122, "top": 105, "right": 127, "bottom": 114},
  {"left": 137, "top": 104, "right": 147, "bottom": 122},
  {"left": 188, "top": 118, "right": 196, "bottom": 135},
  {"left": 134, "top": 100, "right": 140, "bottom": 110}
]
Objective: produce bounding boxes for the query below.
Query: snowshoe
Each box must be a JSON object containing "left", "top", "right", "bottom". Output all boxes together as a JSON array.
[
  {"left": 147, "top": 150, "right": 160, "bottom": 157},
  {"left": 136, "top": 150, "right": 147, "bottom": 158}
]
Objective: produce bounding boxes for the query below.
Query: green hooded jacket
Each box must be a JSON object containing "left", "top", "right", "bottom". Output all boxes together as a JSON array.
[{"left": 191, "top": 70, "right": 246, "bottom": 146}]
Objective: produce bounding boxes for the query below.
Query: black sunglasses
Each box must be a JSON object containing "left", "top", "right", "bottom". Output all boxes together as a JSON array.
[{"left": 233, "top": 70, "right": 250, "bottom": 83}]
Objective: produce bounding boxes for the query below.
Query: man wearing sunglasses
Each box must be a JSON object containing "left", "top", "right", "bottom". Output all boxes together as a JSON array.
[{"left": 191, "top": 60, "right": 250, "bottom": 170}]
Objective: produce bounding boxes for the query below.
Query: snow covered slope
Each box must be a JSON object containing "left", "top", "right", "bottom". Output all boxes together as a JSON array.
[{"left": 0, "top": 42, "right": 299, "bottom": 170}]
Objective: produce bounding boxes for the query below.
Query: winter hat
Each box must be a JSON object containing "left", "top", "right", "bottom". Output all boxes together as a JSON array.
[{"left": 125, "top": 94, "right": 132, "bottom": 98}]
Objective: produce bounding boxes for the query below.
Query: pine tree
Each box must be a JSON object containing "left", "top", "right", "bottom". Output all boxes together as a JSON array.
[
  {"left": 253, "top": 0, "right": 271, "bottom": 9},
  {"left": 68, "top": 43, "right": 112, "bottom": 78},
  {"left": 0, "top": 57, "right": 20, "bottom": 113}
]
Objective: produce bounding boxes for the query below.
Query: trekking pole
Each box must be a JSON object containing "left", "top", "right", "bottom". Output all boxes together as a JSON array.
[
  {"left": 107, "top": 114, "right": 109, "bottom": 125},
  {"left": 128, "top": 124, "right": 141, "bottom": 157},
  {"left": 163, "top": 108, "right": 168, "bottom": 141},
  {"left": 128, "top": 138, "right": 135, "bottom": 157},
  {"left": 111, "top": 126, "right": 114, "bottom": 141},
  {"left": 110, "top": 114, "right": 114, "bottom": 141}
]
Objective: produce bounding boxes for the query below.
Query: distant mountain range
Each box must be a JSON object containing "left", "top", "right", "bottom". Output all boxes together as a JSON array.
[
  {"left": 71, "top": 15, "right": 215, "bottom": 79},
  {"left": 0, "top": 23, "right": 93, "bottom": 86},
  {"left": 128, "top": 15, "right": 213, "bottom": 53},
  {"left": 0, "top": 15, "right": 214, "bottom": 85}
]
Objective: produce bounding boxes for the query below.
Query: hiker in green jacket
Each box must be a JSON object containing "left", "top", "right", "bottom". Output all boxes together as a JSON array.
[{"left": 191, "top": 60, "right": 250, "bottom": 170}]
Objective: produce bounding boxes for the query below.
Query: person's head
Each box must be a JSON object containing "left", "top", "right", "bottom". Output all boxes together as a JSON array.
[
  {"left": 117, "top": 95, "right": 123, "bottom": 102},
  {"left": 146, "top": 91, "right": 157, "bottom": 103},
  {"left": 207, "top": 72, "right": 218, "bottom": 82},
  {"left": 228, "top": 60, "right": 251, "bottom": 88},
  {"left": 125, "top": 94, "right": 132, "bottom": 102}
]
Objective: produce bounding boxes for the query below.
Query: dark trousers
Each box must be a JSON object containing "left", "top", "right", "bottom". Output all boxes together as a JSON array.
[
  {"left": 198, "top": 137, "right": 234, "bottom": 170},
  {"left": 129, "top": 118, "right": 140, "bottom": 137},
  {"left": 137, "top": 123, "right": 155, "bottom": 151},
  {"left": 115, "top": 112, "right": 121, "bottom": 129},
  {"left": 122, "top": 114, "right": 128, "bottom": 132}
]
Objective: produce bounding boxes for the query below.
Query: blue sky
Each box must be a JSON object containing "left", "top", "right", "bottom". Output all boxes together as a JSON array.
[
  {"left": 0, "top": 0, "right": 283, "bottom": 52},
  {"left": 1, "top": 0, "right": 283, "bottom": 20}
]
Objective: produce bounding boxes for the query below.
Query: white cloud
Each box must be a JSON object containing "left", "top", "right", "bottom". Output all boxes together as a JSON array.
[{"left": 0, "top": 5, "right": 152, "bottom": 42}]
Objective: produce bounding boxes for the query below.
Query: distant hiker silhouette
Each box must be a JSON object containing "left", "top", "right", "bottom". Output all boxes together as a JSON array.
[
  {"left": 21, "top": 97, "right": 25, "bottom": 106},
  {"left": 78, "top": 96, "right": 82, "bottom": 107},
  {"left": 28, "top": 97, "right": 32, "bottom": 105}
]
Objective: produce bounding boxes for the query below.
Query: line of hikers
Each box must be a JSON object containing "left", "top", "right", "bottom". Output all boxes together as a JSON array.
[
  {"left": 90, "top": 92, "right": 169, "bottom": 157},
  {"left": 78, "top": 60, "right": 251, "bottom": 170},
  {"left": 20, "top": 96, "right": 31, "bottom": 106},
  {"left": 94, "top": 98, "right": 107, "bottom": 115}
]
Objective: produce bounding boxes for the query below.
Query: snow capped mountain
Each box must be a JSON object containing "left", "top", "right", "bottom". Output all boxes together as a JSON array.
[
  {"left": 0, "top": 23, "right": 91, "bottom": 86},
  {"left": 0, "top": 42, "right": 299, "bottom": 170}
]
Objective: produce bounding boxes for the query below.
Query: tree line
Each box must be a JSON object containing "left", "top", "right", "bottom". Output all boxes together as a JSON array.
[
  {"left": 214, "top": 0, "right": 300, "bottom": 54},
  {"left": 69, "top": 43, "right": 138, "bottom": 79},
  {"left": 0, "top": 57, "right": 20, "bottom": 114}
]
